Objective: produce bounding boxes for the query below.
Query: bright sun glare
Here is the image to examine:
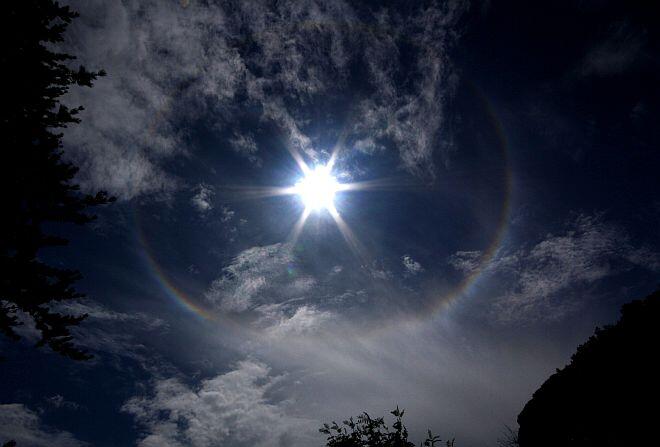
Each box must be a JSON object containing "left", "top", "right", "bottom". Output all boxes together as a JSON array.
[{"left": 294, "top": 165, "right": 339, "bottom": 211}]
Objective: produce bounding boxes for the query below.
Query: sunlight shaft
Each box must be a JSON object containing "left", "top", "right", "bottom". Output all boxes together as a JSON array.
[
  {"left": 328, "top": 205, "right": 367, "bottom": 261},
  {"left": 289, "top": 208, "right": 312, "bottom": 245}
]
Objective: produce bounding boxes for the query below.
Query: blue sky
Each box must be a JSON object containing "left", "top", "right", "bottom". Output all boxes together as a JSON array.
[{"left": 2, "top": 1, "right": 659, "bottom": 446}]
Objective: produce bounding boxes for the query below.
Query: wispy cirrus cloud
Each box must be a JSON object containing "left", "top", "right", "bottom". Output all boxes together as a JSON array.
[
  {"left": 204, "top": 242, "right": 338, "bottom": 335},
  {"left": 448, "top": 250, "right": 482, "bottom": 275},
  {"left": 205, "top": 240, "right": 436, "bottom": 333},
  {"left": 579, "top": 22, "right": 647, "bottom": 77},
  {"left": 51, "top": 301, "right": 171, "bottom": 370},
  {"left": 57, "top": 301, "right": 168, "bottom": 327},
  {"left": 205, "top": 243, "right": 298, "bottom": 313},
  {"left": 450, "top": 214, "right": 660, "bottom": 322},
  {"left": 44, "top": 395, "right": 82, "bottom": 412},
  {"left": 229, "top": 132, "right": 262, "bottom": 167},
  {"left": 258, "top": 305, "right": 336, "bottom": 338},
  {"left": 61, "top": 0, "right": 469, "bottom": 199}
]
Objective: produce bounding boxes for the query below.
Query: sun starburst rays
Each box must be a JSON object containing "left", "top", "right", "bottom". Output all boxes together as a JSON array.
[
  {"left": 283, "top": 158, "right": 372, "bottom": 260},
  {"left": 215, "top": 143, "right": 407, "bottom": 260},
  {"left": 293, "top": 165, "right": 339, "bottom": 211}
]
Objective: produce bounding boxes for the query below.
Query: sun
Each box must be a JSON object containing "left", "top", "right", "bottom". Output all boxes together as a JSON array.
[
  {"left": 293, "top": 165, "right": 339, "bottom": 211},
  {"left": 225, "top": 150, "right": 367, "bottom": 257}
]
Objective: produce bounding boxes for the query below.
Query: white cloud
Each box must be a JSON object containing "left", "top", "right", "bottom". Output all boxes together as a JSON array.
[
  {"left": 0, "top": 404, "right": 87, "bottom": 447},
  {"left": 191, "top": 184, "right": 214, "bottom": 213},
  {"left": 61, "top": 0, "right": 247, "bottom": 199},
  {"left": 402, "top": 255, "right": 424, "bottom": 276},
  {"left": 122, "top": 359, "right": 316, "bottom": 447}
]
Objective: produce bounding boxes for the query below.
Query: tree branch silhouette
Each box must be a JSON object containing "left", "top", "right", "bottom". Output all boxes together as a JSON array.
[{"left": 1, "top": 0, "right": 114, "bottom": 360}]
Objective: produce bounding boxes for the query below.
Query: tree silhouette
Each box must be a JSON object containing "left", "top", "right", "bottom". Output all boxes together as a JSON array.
[
  {"left": 517, "top": 288, "right": 660, "bottom": 446},
  {"left": 0, "top": 0, "right": 113, "bottom": 360},
  {"left": 320, "top": 407, "right": 455, "bottom": 447}
]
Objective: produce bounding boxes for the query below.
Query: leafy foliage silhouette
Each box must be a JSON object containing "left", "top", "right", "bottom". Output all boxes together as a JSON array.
[
  {"left": 517, "top": 288, "right": 660, "bottom": 446},
  {"left": 320, "top": 406, "right": 455, "bottom": 447},
  {"left": 496, "top": 426, "right": 519, "bottom": 447},
  {"left": 0, "top": 0, "right": 113, "bottom": 360}
]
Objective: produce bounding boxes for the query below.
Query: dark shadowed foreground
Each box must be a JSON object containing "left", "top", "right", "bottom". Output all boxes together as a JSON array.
[{"left": 517, "top": 289, "right": 660, "bottom": 446}]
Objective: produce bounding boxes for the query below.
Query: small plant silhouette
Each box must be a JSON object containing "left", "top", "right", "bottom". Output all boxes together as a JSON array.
[{"left": 320, "top": 406, "right": 455, "bottom": 447}]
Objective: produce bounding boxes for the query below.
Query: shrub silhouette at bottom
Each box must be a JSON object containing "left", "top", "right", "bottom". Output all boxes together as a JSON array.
[{"left": 320, "top": 406, "right": 455, "bottom": 447}]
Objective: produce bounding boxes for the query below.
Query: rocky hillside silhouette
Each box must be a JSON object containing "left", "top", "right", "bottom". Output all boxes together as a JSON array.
[{"left": 518, "top": 288, "right": 660, "bottom": 446}]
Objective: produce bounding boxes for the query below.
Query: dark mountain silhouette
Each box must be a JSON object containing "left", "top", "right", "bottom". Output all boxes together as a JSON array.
[
  {"left": 517, "top": 288, "right": 660, "bottom": 446},
  {"left": 1, "top": 0, "right": 113, "bottom": 360}
]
